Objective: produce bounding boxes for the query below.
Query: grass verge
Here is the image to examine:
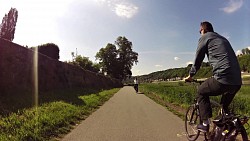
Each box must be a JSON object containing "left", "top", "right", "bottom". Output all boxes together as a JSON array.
[{"left": 0, "top": 88, "right": 120, "bottom": 141}]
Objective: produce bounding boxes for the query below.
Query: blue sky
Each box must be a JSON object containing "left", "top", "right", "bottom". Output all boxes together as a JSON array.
[{"left": 1, "top": 0, "right": 249, "bottom": 76}]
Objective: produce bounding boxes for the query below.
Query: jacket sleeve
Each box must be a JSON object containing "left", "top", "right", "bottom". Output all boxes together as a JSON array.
[{"left": 189, "top": 37, "right": 207, "bottom": 77}]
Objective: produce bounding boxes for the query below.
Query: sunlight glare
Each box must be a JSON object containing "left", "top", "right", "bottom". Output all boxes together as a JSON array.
[
  {"left": 33, "top": 46, "right": 39, "bottom": 139},
  {"left": 33, "top": 47, "right": 38, "bottom": 108},
  {"left": 0, "top": 0, "right": 74, "bottom": 46}
]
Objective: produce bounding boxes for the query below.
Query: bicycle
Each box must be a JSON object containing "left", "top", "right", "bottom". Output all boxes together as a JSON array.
[{"left": 184, "top": 79, "right": 249, "bottom": 141}]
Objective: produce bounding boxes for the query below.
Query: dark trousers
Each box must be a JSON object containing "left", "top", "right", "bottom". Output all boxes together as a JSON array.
[
  {"left": 197, "top": 77, "right": 241, "bottom": 121},
  {"left": 134, "top": 84, "right": 138, "bottom": 92}
]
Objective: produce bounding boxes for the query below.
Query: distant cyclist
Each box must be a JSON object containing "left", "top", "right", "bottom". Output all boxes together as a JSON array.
[
  {"left": 184, "top": 21, "right": 242, "bottom": 133},
  {"left": 134, "top": 77, "right": 139, "bottom": 93}
]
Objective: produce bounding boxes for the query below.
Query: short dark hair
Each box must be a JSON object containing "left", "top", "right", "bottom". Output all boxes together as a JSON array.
[{"left": 200, "top": 21, "right": 214, "bottom": 33}]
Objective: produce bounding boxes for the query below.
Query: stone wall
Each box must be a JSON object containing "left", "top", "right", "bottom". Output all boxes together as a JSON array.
[{"left": 0, "top": 38, "right": 122, "bottom": 94}]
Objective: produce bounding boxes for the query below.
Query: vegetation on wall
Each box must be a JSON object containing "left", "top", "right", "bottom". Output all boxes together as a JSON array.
[
  {"left": 67, "top": 55, "right": 100, "bottom": 73},
  {"left": 31, "top": 43, "right": 60, "bottom": 60}
]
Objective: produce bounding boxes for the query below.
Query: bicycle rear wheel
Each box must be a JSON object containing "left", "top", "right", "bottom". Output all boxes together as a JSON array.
[
  {"left": 185, "top": 105, "right": 200, "bottom": 141},
  {"left": 235, "top": 123, "right": 248, "bottom": 141},
  {"left": 221, "top": 118, "right": 248, "bottom": 141},
  {"left": 224, "top": 128, "right": 248, "bottom": 141}
]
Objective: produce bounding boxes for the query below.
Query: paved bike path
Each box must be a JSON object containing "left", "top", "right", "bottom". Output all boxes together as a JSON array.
[{"left": 61, "top": 86, "right": 187, "bottom": 141}]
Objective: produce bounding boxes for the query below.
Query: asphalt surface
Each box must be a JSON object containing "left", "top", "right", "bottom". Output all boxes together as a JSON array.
[{"left": 61, "top": 86, "right": 189, "bottom": 141}]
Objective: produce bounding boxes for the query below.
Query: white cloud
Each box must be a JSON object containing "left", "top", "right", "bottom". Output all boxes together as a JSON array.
[
  {"left": 174, "top": 57, "right": 180, "bottom": 61},
  {"left": 155, "top": 65, "right": 163, "bottom": 68},
  {"left": 186, "top": 61, "right": 193, "bottom": 66},
  {"left": 220, "top": 0, "right": 243, "bottom": 13},
  {"left": 114, "top": 3, "right": 138, "bottom": 18},
  {"left": 94, "top": 0, "right": 138, "bottom": 18},
  {"left": 132, "top": 69, "right": 141, "bottom": 76}
]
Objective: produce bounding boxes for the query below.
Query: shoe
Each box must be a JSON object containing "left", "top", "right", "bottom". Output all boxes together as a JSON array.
[
  {"left": 213, "top": 115, "right": 223, "bottom": 122},
  {"left": 197, "top": 124, "right": 209, "bottom": 133}
]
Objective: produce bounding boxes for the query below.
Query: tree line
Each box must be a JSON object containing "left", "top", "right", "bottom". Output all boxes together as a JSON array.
[{"left": 135, "top": 62, "right": 212, "bottom": 83}]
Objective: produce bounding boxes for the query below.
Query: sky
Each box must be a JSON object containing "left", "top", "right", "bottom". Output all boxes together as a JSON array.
[{"left": 0, "top": 0, "right": 250, "bottom": 76}]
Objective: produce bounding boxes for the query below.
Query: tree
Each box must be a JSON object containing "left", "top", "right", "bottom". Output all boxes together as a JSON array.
[
  {"left": 246, "top": 48, "right": 250, "bottom": 55},
  {"left": 96, "top": 43, "right": 119, "bottom": 77},
  {"left": 96, "top": 36, "right": 138, "bottom": 80},
  {"left": 238, "top": 54, "right": 250, "bottom": 72},
  {"left": 242, "top": 64, "right": 247, "bottom": 72},
  {"left": 0, "top": 8, "right": 18, "bottom": 41},
  {"left": 201, "top": 62, "right": 210, "bottom": 67},
  {"left": 242, "top": 48, "right": 250, "bottom": 55},
  {"left": 116, "top": 36, "right": 138, "bottom": 78},
  {"left": 71, "top": 52, "right": 75, "bottom": 61},
  {"left": 242, "top": 48, "right": 246, "bottom": 55}
]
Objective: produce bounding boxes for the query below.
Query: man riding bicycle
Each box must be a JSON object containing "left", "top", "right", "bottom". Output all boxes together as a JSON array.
[{"left": 184, "top": 21, "right": 242, "bottom": 133}]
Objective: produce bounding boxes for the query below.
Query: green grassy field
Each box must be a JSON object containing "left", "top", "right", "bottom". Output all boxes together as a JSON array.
[{"left": 0, "top": 88, "right": 120, "bottom": 141}]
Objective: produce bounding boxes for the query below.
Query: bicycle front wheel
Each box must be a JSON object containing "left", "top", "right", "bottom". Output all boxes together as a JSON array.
[{"left": 185, "top": 105, "right": 200, "bottom": 141}]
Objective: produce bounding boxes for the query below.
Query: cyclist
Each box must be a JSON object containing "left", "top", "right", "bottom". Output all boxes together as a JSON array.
[
  {"left": 134, "top": 77, "right": 139, "bottom": 93},
  {"left": 184, "top": 21, "right": 242, "bottom": 133}
]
